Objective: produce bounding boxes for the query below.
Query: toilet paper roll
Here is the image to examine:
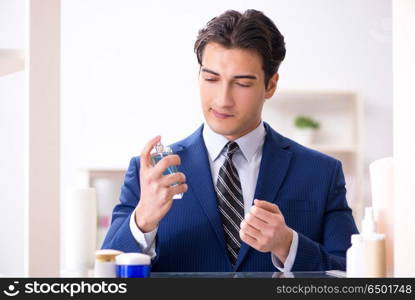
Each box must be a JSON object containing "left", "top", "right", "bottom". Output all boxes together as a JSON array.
[{"left": 369, "top": 157, "right": 394, "bottom": 276}]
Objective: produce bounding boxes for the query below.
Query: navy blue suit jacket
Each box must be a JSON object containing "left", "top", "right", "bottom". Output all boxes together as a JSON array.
[{"left": 102, "top": 122, "right": 358, "bottom": 271}]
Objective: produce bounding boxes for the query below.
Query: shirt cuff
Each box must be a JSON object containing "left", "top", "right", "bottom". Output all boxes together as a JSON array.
[
  {"left": 271, "top": 230, "right": 298, "bottom": 272},
  {"left": 129, "top": 208, "right": 158, "bottom": 259}
]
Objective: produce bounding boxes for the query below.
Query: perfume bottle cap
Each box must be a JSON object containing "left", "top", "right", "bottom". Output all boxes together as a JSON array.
[{"left": 155, "top": 142, "right": 164, "bottom": 154}]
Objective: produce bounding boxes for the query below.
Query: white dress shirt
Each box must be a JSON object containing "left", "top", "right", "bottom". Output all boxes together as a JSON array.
[{"left": 129, "top": 121, "right": 298, "bottom": 271}]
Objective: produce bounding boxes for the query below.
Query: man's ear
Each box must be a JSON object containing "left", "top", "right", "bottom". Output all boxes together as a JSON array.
[{"left": 265, "top": 73, "right": 279, "bottom": 99}]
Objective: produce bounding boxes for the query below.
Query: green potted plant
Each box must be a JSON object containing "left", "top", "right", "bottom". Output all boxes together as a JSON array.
[{"left": 293, "top": 115, "right": 320, "bottom": 145}]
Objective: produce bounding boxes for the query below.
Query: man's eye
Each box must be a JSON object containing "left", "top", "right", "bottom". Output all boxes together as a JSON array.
[
  {"left": 235, "top": 82, "right": 251, "bottom": 87},
  {"left": 204, "top": 78, "right": 217, "bottom": 82}
]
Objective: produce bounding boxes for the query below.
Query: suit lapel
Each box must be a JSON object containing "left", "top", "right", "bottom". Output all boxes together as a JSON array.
[
  {"left": 234, "top": 123, "right": 293, "bottom": 270},
  {"left": 175, "top": 126, "right": 232, "bottom": 269}
]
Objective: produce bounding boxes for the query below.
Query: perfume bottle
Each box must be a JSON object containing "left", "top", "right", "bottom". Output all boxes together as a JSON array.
[{"left": 150, "top": 142, "right": 183, "bottom": 199}]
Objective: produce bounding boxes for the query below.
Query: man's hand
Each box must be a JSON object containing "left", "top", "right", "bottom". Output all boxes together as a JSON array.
[
  {"left": 239, "top": 199, "right": 293, "bottom": 264},
  {"left": 135, "top": 136, "right": 188, "bottom": 233}
]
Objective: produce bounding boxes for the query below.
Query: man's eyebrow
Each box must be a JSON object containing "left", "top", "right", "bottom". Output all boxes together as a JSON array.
[
  {"left": 201, "top": 68, "right": 220, "bottom": 76},
  {"left": 233, "top": 75, "right": 257, "bottom": 80},
  {"left": 201, "top": 67, "right": 257, "bottom": 80}
]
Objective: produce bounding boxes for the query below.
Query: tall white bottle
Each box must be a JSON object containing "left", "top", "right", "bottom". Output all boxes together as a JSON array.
[
  {"left": 347, "top": 207, "right": 386, "bottom": 277},
  {"left": 346, "top": 234, "right": 365, "bottom": 277},
  {"left": 361, "top": 207, "right": 386, "bottom": 277}
]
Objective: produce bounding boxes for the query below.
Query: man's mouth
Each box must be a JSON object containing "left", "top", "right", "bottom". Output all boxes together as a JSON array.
[{"left": 211, "top": 108, "right": 234, "bottom": 119}]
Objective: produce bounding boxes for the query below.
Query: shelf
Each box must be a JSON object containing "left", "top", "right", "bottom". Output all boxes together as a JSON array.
[
  {"left": 0, "top": 49, "right": 25, "bottom": 77},
  {"left": 263, "top": 89, "right": 364, "bottom": 224}
]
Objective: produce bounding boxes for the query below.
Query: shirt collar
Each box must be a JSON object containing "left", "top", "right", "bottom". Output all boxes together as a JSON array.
[{"left": 202, "top": 121, "right": 266, "bottom": 163}]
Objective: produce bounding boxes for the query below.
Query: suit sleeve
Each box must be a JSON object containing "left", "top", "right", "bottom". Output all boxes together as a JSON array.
[
  {"left": 101, "top": 157, "right": 145, "bottom": 252},
  {"left": 292, "top": 160, "right": 359, "bottom": 271}
]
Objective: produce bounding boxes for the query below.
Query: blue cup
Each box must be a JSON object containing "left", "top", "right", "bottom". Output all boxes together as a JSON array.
[
  {"left": 116, "top": 264, "right": 150, "bottom": 278},
  {"left": 115, "top": 253, "right": 151, "bottom": 278}
]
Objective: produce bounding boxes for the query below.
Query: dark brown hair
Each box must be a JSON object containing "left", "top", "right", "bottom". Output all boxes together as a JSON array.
[{"left": 194, "top": 9, "right": 286, "bottom": 87}]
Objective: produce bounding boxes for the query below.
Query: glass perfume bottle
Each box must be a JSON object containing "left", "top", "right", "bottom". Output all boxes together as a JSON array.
[{"left": 150, "top": 142, "right": 183, "bottom": 199}]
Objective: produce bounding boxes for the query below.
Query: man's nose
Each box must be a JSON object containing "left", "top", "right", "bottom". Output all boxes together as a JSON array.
[{"left": 216, "top": 83, "right": 234, "bottom": 107}]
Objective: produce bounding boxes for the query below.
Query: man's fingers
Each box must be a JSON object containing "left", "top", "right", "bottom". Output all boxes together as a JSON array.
[
  {"left": 254, "top": 199, "right": 281, "bottom": 214},
  {"left": 245, "top": 211, "right": 267, "bottom": 230},
  {"left": 240, "top": 229, "right": 258, "bottom": 248},
  {"left": 160, "top": 172, "right": 186, "bottom": 187},
  {"left": 240, "top": 220, "right": 260, "bottom": 238},
  {"left": 249, "top": 205, "right": 277, "bottom": 224},
  {"left": 153, "top": 154, "right": 181, "bottom": 175},
  {"left": 168, "top": 183, "right": 188, "bottom": 198},
  {"left": 140, "top": 135, "right": 161, "bottom": 169}
]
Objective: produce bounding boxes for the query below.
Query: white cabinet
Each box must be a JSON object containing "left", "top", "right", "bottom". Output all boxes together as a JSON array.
[
  {"left": 82, "top": 169, "right": 125, "bottom": 248},
  {"left": 263, "top": 90, "right": 364, "bottom": 223}
]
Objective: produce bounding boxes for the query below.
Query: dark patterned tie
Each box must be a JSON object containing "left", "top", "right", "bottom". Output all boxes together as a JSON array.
[{"left": 215, "top": 141, "right": 244, "bottom": 265}]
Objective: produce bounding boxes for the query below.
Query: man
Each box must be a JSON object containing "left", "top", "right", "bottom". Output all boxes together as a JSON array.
[{"left": 102, "top": 9, "right": 358, "bottom": 272}]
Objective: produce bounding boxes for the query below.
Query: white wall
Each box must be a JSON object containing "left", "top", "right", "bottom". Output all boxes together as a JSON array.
[
  {"left": 61, "top": 0, "right": 392, "bottom": 175},
  {"left": 61, "top": 0, "right": 392, "bottom": 268},
  {"left": 393, "top": 0, "right": 415, "bottom": 277},
  {"left": 0, "top": 0, "right": 27, "bottom": 276}
]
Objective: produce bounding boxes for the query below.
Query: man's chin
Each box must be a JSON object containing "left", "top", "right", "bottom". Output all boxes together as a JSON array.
[{"left": 206, "top": 121, "right": 240, "bottom": 137}]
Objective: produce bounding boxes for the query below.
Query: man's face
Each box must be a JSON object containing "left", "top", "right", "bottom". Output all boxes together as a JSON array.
[{"left": 199, "top": 42, "right": 278, "bottom": 140}]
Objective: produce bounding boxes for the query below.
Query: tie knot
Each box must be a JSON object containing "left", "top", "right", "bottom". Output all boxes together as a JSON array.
[{"left": 225, "top": 141, "right": 239, "bottom": 158}]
